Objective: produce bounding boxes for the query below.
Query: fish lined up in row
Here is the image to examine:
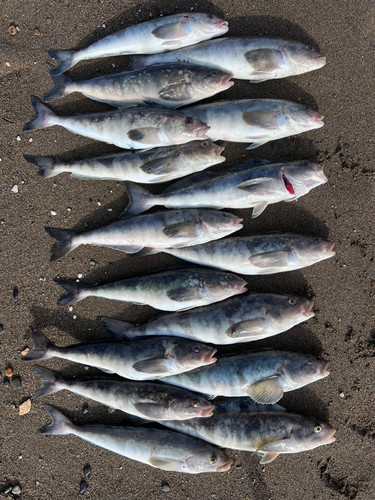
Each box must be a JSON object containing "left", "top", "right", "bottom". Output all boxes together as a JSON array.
[
  {"left": 100, "top": 292, "right": 315, "bottom": 344},
  {"left": 45, "top": 208, "right": 243, "bottom": 260},
  {"left": 54, "top": 268, "right": 247, "bottom": 311},
  {"left": 49, "top": 13, "right": 229, "bottom": 76},
  {"left": 123, "top": 159, "right": 327, "bottom": 218}
]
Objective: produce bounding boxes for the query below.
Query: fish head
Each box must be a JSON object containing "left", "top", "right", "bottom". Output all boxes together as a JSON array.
[
  {"left": 180, "top": 140, "right": 225, "bottom": 167},
  {"left": 290, "top": 236, "right": 335, "bottom": 266},
  {"left": 282, "top": 354, "right": 330, "bottom": 390},
  {"left": 204, "top": 272, "right": 248, "bottom": 300},
  {"left": 282, "top": 42, "right": 326, "bottom": 73},
  {"left": 170, "top": 396, "right": 215, "bottom": 419},
  {"left": 170, "top": 114, "right": 210, "bottom": 143},
  {"left": 266, "top": 295, "right": 315, "bottom": 331},
  {"left": 282, "top": 161, "right": 327, "bottom": 199},
  {"left": 187, "top": 13, "right": 229, "bottom": 36},
  {"left": 200, "top": 69, "right": 233, "bottom": 93},
  {"left": 184, "top": 445, "right": 232, "bottom": 473},
  {"left": 284, "top": 103, "right": 324, "bottom": 131},
  {"left": 200, "top": 211, "right": 243, "bottom": 238},
  {"left": 171, "top": 340, "right": 217, "bottom": 371},
  {"left": 287, "top": 417, "right": 336, "bottom": 453}
]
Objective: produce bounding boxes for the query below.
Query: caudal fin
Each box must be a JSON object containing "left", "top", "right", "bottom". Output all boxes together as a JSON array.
[
  {"left": 44, "top": 74, "right": 73, "bottom": 101},
  {"left": 24, "top": 155, "right": 61, "bottom": 179},
  {"left": 49, "top": 50, "right": 77, "bottom": 77},
  {"left": 23, "top": 97, "right": 57, "bottom": 131},
  {"left": 23, "top": 328, "right": 56, "bottom": 361},
  {"left": 54, "top": 278, "right": 87, "bottom": 306},
  {"left": 122, "top": 181, "right": 155, "bottom": 217},
  {"left": 45, "top": 227, "right": 77, "bottom": 261},
  {"left": 39, "top": 405, "right": 75, "bottom": 435},
  {"left": 100, "top": 317, "right": 139, "bottom": 340},
  {"left": 33, "top": 366, "right": 65, "bottom": 398}
]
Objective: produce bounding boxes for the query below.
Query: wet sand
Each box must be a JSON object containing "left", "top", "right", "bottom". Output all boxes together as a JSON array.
[{"left": 0, "top": 0, "right": 374, "bottom": 498}]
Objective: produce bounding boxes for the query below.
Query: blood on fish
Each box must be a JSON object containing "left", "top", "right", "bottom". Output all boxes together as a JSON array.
[{"left": 282, "top": 174, "right": 295, "bottom": 195}]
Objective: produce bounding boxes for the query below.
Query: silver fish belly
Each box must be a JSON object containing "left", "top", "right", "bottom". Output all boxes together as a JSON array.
[
  {"left": 100, "top": 293, "right": 315, "bottom": 344},
  {"left": 158, "top": 234, "right": 335, "bottom": 275},
  {"left": 129, "top": 37, "right": 326, "bottom": 82}
]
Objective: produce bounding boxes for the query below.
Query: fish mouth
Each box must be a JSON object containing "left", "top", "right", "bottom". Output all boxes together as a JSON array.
[
  {"left": 194, "top": 125, "right": 211, "bottom": 139},
  {"left": 312, "top": 165, "right": 328, "bottom": 184},
  {"left": 323, "top": 428, "right": 336, "bottom": 444},
  {"left": 323, "top": 242, "right": 335, "bottom": 256},
  {"left": 200, "top": 404, "right": 215, "bottom": 418},
  {"left": 314, "top": 56, "right": 327, "bottom": 67},
  {"left": 216, "top": 20, "right": 229, "bottom": 31},
  {"left": 204, "top": 348, "right": 217, "bottom": 364},
  {"left": 303, "top": 300, "right": 315, "bottom": 317},
  {"left": 221, "top": 74, "right": 234, "bottom": 88},
  {"left": 216, "top": 458, "right": 232, "bottom": 472},
  {"left": 313, "top": 113, "right": 325, "bottom": 126},
  {"left": 318, "top": 361, "right": 330, "bottom": 378},
  {"left": 232, "top": 217, "right": 243, "bottom": 229}
]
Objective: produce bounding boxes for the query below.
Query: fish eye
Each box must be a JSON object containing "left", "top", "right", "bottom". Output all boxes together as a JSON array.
[
  {"left": 225, "top": 274, "right": 233, "bottom": 281},
  {"left": 305, "top": 355, "right": 315, "bottom": 365},
  {"left": 185, "top": 117, "right": 193, "bottom": 126},
  {"left": 314, "top": 237, "right": 321, "bottom": 244},
  {"left": 307, "top": 46, "right": 314, "bottom": 52},
  {"left": 209, "top": 455, "right": 217, "bottom": 464},
  {"left": 288, "top": 298, "right": 297, "bottom": 306},
  {"left": 303, "top": 160, "right": 309, "bottom": 166},
  {"left": 207, "top": 14, "right": 214, "bottom": 19},
  {"left": 211, "top": 70, "right": 218, "bottom": 77},
  {"left": 201, "top": 140, "right": 209, "bottom": 147},
  {"left": 192, "top": 400, "right": 200, "bottom": 407},
  {"left": 192, "top": 345, "right": 201, "bottom": 353},
  {"left": 314, "top": 425, "right": 322, "bottom": 433}
]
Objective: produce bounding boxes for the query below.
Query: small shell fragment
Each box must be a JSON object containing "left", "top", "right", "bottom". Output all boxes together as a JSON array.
[
  {"left": 19, "top": 399, "right": 31, "bottom": 415},
  {"left": 5, "top": 367, "right": 13, "bottom": 378},
  {"left": 21, "top": 347, "right": 30, "bottom": 356},
  {"left": 34, "top": 29, "right": 41, "bottom": 36},
  {"left": 9, "top": 25, "right": 17, "bottom": 35}
]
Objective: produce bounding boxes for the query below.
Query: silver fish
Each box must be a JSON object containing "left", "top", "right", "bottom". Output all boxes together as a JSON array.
[
  {"left": 139, "top": 234, "right": 335, "bottom": 275},
  {"left": 24, "top": 140, "right": 225, "bottom": 183},
  {"left": 160, "top": 350, "right": 330, "bottom": 403},
  {"left": 23, "top": 98, "right": 210, "bottom": 150},
  {"left": 40, "top": 405, "right": 232, "bottom": 473},
  {"left": 160, "top": 398, "right": 336, "bottom": 464},
  {"left": 45, "top": 209, "right": 243, "bottom": 260},
  {"left": 123, "top": 159, "right": 328, "bottom": 218},
  {"left": 183, "top": 99, "right": 324, "bottom": 149},
  {"left": 54, "top": 268, "right": 248, "bottom": 311},
  {"left": 130, "top": 37, "right": 326, "bottom": 82},
  {"left": 49, "top": 13, "right": 229, "bottom": 76},
  {"left": 25, "top": 329, "right": 217, "bottom": 380},
  {"left": 33, "top": 366, "right": 215, "bottom": 420},
  {"left": 44, "top": 64, "right": 233, "bottom": 109},
  {"left": 100, "top": 293, "right": 315, "bottom": 345}
]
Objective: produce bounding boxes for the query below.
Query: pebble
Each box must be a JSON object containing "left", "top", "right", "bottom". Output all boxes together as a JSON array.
[
  {"left": 339, "top": 392, "right": 345, "bottom": 398},
  {"left": 0, "top": 324, "right": 3, "bottom": 333},
  {"left": 5, "top": 367, "right": 13, "bottom": 378},
  {"left": 11, "top": 185, "right": 19, "bottom": 193},
  {"left": 162, "top": 483, "right": 170, "bottom": 492},
  {"left": 89, "top": 260, "right": 96, "bottom": 266},
  {"left": 46, "top": 18, "right": 51, "bottom": 24},
  {"left": 79, "top": 480, "right": 87, "bottom": 494},
  {"left": 35, "top": 481, "right": 40, "bottom": 486},
  {"left": 11, "top": 376, "right": 22, "bottom": 389},
  {"left": 29, "top": 138, "right": 33, "bottom": 142},
  {"left": 12, "top": 485, "right": 21, "bottom": 495},
  {"left": 13, "top": 286, "right": 19, "bottom": 298},
  {"left": 50, "top": 210, "right": 56, "bottom": 216},
  {"left": 77, "top": 273, "right": 83, "bottom": 279},
  {"left": 108, "top": 407, "right": 116, "bottom": 414},
  {"left": 82, "top": 404, "right": 89, "bottom": 414},
  {"left": 68, "top": 306, "right": 73, "bottom": 312},
  {"left": 16, "top": 135, "right": 21, "bottom": 141},
  {"left": 73, "top": 314, "right": 77, "bottom": 320},
  {"left": 83, "top": 465, "right": 91, "bottom": 477},
  {"left": 4, "top": 486, "right": 12, "bottom": 494},
  {"left": 19, "top": 399, "right": 31, "bottom": 415}
]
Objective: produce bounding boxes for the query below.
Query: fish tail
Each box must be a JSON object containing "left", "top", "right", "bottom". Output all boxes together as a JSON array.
[
  {"left": 33, "top": 366, "right": 64, "bottom": 398},
  {"left": 48, "top": 50, "right": 77, "bottom": 77},
  {"left": 44, "top": 73, "right": 73, "bottom": 101},
  {"left": 23, "top": 97, "right": 57, "bottom": 131},
  {"left": 45, "top": 227, "right": 77, "bottom": 261},
  {"left": 127, "top": 55, "right": 149, "bottom": 71},
  {"left": 99, "top": 317, "right": 139, "bottom": 340},
  {"left": 24, "top": 155, "right": 61, "bottom": 179},
  {"left": 39, "top": 405, "right": 76, "bottom": 435},
  {"left": 23, "top": 328, "right": 57, "bottom": 361},
  {"left": 122, "top": 181, "right": 155, "bottom": 217},
  {"left": 54, "top": 278, "right": 87, "bottom": 306}
]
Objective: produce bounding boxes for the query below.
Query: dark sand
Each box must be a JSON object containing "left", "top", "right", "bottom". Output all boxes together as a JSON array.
[{"left": 1, "top": 1, "right": 374, "bottom": 498}]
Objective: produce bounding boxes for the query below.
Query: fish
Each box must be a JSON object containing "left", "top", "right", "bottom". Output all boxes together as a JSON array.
[
  {"left": 23, "top": 98, "right": 210, "bottom": 150},
  {"left": 40, "top": 405, "right": 232, "bottom": 473},
  {"left": 160, "top": 350, "right": 330, "bottom": 403},
  {"left": 54, "top": 268, "right": 248, "bottom": 311},
  {"left": 24, "top": 140, "right": 225, "bottom": 183},
  {"left": 33, "top": 366, "right": 215, "bottom": 420},
  {"left": 123, "top": 159, "right": 328, "bottom": 218},
  {"left": 24, "top": 329, "right": 217, "bottom": 380},
  {"left": 100, "top": 293, "right": 315, "bottom": 345},
  {"left": 49, "top": 13, "right": 229, "bottom": 76},
  {"left": 130, "top": 234, "right": 336, "bottom": 275},
  {"left": 45, "top": 209, "right": 243, "bottom": 260},
  {"left": 129, "top": 37, "right": 326, "bottom": 82},
  {"left": 182, "top": 99, "right": 324, "bottom": 149},
  {"left": 44, "top": 64, "right": 233, "bottom": 109},
  {"left": 159, "top": 398, "right": 336, "bottom": 464}
]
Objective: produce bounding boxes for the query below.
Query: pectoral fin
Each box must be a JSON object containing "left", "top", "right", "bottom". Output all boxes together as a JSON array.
[
  {"left": 259, "top": 451, "right": 279, "bottom": 464},
  {"left": 163, "top": 222, "right": 198, "bottom": 238},
  {"left": 158, "top": 84, "right": 191, "bottom": 102},
  {"left": 225, "top": 319, "right": 267, "bottom": 338},
  {"left": 132, "top": 358, "right": 169, "bottom": 375},
  {"left": 243, "top": 111, "right": 279, "bottom": 129},
  {"left": 141, "top": 158, "right": 177, "bottom": 176},
  {"left": 149, "top": 457, "right": 184, "bottom": 471},
  {"left": 167, "top": 287, "right": 199, "bottom": 302},
  {"left": 248, "top": 251, "right": 289, "bottom": 268},
  {"left": 237, "top": 177, "right": 275, "bottom": 191},
  {"left": 244, "top": 49, "right": 282, "bottom": 72},
  {"left": 246, "top": 375, "right": 284, "bottom": 404},
  {"left": 251, "top": 202, "right": 269, "bottom": 218},
  {"left": 134, "top": 403, "right": 168, "bottom": 419},
  {"left": 246, "top": 141, "right": 268, "bottom": 150},
  {"left": 128, "top": 127, "right": 162, "bottom": 144},
  {"left": 152, "top": 21, "right": 188, "bottom": 40}
]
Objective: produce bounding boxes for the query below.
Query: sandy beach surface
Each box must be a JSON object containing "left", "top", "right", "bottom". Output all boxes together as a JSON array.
[{"left": 1, "top": 0, "right": 374, "bottom": 498}]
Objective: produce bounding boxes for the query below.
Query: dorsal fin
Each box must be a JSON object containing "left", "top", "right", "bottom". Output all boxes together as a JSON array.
[
  {"left": 214, "top": 397, "right": 285, "bottom": 413},
  {"left": 163, "top": 171, "right": 219, "bottom": 194}
]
